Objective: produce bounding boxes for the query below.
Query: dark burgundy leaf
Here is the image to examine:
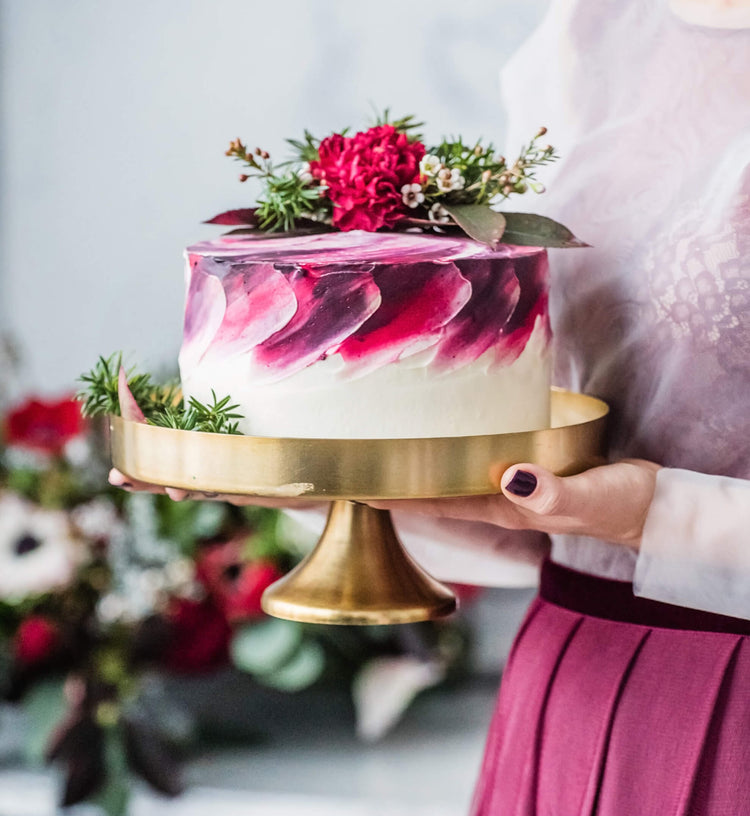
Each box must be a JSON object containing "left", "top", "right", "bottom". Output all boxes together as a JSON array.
[
  {"left": 203, "top": 208, "right": 258, "bottom": 226},
  {"left": 124, "top": 717, "right": 184, "bottom": 797}
]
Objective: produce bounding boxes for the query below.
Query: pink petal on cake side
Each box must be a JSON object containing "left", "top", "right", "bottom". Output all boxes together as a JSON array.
[
  {"left": 203, "top": 263, "right": 298, "bottom": 359},
  {"left": 254, "top": 267, "right": 381, "bottom": 379},
  {"left": 178, "top": 264, "right": 227, "bottom": 371},
  {"left": 496, "top": 251, "right": 551, "bottom": 363},
  {"left": 117, "top": 367, "right": 146, "bottom": 423},
  {"left": 337, "top": 262, "right": 472, "bottom": 373},
  {"left": 433, "top": 261, "right": 521, "bottom": 370}
]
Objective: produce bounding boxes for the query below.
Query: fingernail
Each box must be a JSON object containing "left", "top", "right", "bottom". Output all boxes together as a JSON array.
[
  {"left": 505, "top": 470, "right": 537, "bottom": 497},
  {"left": 120, "top": 481, "right": 133, "bottom": 489}
]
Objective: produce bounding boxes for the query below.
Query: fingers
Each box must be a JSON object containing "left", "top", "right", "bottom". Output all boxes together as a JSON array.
[
  {"left": 109, "top": 468, "right": 167, "bottom": 494},
  {"left": 109, "top": 470, "right": 323, "bottom": 509},
  {"left": 499, "top": 460, "right": 661, "bottom": 545}
]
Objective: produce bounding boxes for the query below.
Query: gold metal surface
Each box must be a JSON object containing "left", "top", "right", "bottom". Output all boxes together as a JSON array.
[
  {"left": 109, "top": 388, "right": 607, "bottom": 625},
  {"left": 110, "top": 388, "right": 608, "bottom": 500},
  {"left": 261, "top": 501, "right": 457, "bottom": 624}
]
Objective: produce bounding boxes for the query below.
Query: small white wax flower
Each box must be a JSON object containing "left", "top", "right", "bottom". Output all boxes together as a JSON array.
[
  {"left": 298, "top": 163, "right": 314, "bottom": 185},
  {"left": 71, "top": 497, "right": 122, "bottom": 541},
  {"left": 97, "top": 593, "right": 126, "bottom": 625},
  {"left": 401, "top": 183, "right": 425, "bottom": 209},
  {"left": 449, "top": 168, "right": 465, "bottom": 190},
  {"left": 428, "top": 202, "right": 451, "bottom": 224},
  {"left": 419, "top": 154, "right": 441, "bottom": 177}
]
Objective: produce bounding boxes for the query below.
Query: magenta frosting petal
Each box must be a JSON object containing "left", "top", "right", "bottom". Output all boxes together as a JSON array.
[
  {"left": 498, "top": 251, "right": 551, "bottom": 361},
  {"left": 205, "top": 263, "right": 297, "bottom": 359},
  {"left": 434, "top": 260, "right": 521, "bottom": 370},
  {"left": 254, "top": 266, "right": 382, "bottom": 378},
  {"left": 337, "top": 262, "right": 472, "bottom": 371},
  {"left": 179, "top": 261, "right": 227, "bottom": 370}
]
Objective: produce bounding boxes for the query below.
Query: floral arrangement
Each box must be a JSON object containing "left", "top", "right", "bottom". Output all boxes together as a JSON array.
[
  {"left": 207, "top": 112, "right": 585, "bottom": 249},
  {"left": 0, "top": 366, "right": 475, "bottom": 816}
]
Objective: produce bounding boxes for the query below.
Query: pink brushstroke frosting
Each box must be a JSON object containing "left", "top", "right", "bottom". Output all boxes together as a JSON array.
[{"left": 180, "top": 231, "right": 548, "bottom": 380}]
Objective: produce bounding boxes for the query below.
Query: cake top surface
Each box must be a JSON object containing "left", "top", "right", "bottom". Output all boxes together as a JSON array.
[{"left": 186, "top": 230, "right": 546, "bottom": 265}]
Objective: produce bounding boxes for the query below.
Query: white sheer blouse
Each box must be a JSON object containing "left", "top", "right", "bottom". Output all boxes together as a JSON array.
[{"left": 502, "top": 0, "right": 750, "bottom": 617}]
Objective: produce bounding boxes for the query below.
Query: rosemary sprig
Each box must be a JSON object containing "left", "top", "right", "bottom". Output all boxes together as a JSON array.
[
  {"left": 225, "top": 137, "right": 325, "bottom": 232},
  {"left": 77, "top": 354, "right": 243, "bottom": 435},
  {"left": 372, "top": 108, "right": 425, "bottom": 142}
]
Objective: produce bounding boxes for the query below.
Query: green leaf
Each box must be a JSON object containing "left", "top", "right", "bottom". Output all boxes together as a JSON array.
[
  {"left": 500, "top": 212, "right": 590, "bottom": 248},
  {"left": 90, "top": 727, "right": 131, "bottom": 816},
  {"left": 260, "top": 640, "right": 326, "bottom": 692},
  {"left": 230, "top": 618, "right": 302, "bottom": 676},
  {"left": 442, "top": 204, "right": 506, "bottom": 249},
  {"left": 22, "top": 678, "right": 67, "bottom": 765}
]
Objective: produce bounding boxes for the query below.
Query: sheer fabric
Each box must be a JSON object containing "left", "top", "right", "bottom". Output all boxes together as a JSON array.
[{"left": 499, "top": 0, "right": 750, "bottom": 615}]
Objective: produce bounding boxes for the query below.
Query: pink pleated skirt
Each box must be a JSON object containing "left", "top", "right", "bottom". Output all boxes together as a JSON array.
[{"left": 471, "top": 559, "right": 750, "bottom": 816}]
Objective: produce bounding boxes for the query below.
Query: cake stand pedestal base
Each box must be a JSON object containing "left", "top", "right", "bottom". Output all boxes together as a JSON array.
[{"left": 261, "top": 500, "right": 457, "bottom": 625}]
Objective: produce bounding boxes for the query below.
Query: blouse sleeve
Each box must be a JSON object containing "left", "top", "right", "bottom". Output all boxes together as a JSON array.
[{"left": 633, "top": 468, "right": 750, "bottom": 618}]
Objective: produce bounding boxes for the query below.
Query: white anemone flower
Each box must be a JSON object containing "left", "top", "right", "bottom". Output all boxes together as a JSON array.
[
  {"left": 401, "top": 183, "right": 424, "bottom": 209},
  {"left": 0, "top": 492, "right": 82, "bottom": 601},
  {"left": 419, "top": 154, "right": 442, "bottom": 177}
]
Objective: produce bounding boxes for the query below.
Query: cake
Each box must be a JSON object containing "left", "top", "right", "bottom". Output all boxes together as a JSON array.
[{"left": 178, "top": 230, "right": 550, "bottom": 439}]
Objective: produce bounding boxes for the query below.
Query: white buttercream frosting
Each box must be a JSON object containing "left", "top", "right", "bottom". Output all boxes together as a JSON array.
[{"left": 183, "top": 315, "right": 551, "bottom": 438}]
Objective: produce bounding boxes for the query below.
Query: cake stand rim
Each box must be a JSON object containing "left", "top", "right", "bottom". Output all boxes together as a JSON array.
[{"left": 109, "top": 387, "right": 609, "bottom": 500}]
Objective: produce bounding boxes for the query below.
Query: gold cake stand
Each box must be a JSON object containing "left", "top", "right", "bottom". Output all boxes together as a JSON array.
[{"left": 110, "top": 388, "right": 608, "bottom": 625}]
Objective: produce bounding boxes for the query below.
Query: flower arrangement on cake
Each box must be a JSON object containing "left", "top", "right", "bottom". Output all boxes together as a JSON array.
[
  {"left": 0, "top": 363, "right": 475, "bottom": 816},
  {"left": 207, "top": 111, "right": 584, "bottom": 249}
]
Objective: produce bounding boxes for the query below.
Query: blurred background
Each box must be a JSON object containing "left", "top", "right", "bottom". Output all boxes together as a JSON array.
[{"left": 0, "top": 1, "right": 548, "bottom": 814}]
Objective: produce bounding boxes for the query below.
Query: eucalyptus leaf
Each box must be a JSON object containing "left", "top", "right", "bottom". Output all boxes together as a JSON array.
[
  {"left": 259, "top": 640, "right": 326, "bottom": 692},
  {"left": 500, "top": 212, "right": 590, "bottom": 248},
  {"left": 90, "top": 727, "right": 131, "bottom": 816},
  {"left": 230, "top": 618, "right": 302, "bottom": 676},
  {"left": 443, "top": 204, "right": 506, "bottom": 248},
  {"left": 21, "top": 678, "right": 66, "bottom": 764}
]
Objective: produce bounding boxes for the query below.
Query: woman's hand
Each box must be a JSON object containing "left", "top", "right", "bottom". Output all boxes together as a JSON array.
[
  {"left": 367, "top": 459, "right": 662, "bottom": 550},
  {"left": 108, "top": 469, "right": 325, "bottom": 509}
]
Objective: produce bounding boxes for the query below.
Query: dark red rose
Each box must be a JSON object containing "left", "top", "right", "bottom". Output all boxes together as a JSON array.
[
  {"left": 14, "top": 616, "right": 60, "bottom": 665},
  {"left": 309, "top": 125, "right": 425, "bottom": 231},
  {"left": 162, "top": 597, "right": 231, "bottom": 674},
  {"left": 5, "top": 396, "right": 85, "bottom": 454}
]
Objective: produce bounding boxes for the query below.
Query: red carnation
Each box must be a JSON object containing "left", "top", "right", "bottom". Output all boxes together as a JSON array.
[
  {"left": 310, "top": 124, "right": 425, "bottom": 232},
  {"left": 5, "top": 396, "right": 85, "bottom": 455},
  {"left": 14, "top": 616, "right": 60, "bottom": 665}
]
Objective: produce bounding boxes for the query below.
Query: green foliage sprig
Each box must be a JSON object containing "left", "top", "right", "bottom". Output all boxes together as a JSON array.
[
  {"left": 77, "top": 354, "right": 242, "bottom": 435},
  {"left": 225, "top": 138, "right": 326, "bottom": 232}
]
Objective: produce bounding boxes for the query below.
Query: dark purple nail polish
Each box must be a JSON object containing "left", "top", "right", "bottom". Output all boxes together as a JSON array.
[{"left": 506, "top": 470, "right": 537, "bottom": 497}]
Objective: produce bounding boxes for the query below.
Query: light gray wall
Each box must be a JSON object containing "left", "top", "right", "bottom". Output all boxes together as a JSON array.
[{"left": 1, "top": 0, "right": 548, "bottom": 392}]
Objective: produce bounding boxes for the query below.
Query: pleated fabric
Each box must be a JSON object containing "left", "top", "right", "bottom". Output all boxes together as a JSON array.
[{"left": 471, "top": 561, "right": 750, "bottom": 816}]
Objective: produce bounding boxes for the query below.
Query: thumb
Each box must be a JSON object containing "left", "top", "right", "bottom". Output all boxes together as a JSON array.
[{"left": 499, "top": 464, "right": 573, "bottom": 518}]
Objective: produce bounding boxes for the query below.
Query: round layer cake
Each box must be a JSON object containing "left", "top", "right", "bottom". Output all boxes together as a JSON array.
[{"left": 178, "top": 230, "right": 550, "bottom": 439}]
